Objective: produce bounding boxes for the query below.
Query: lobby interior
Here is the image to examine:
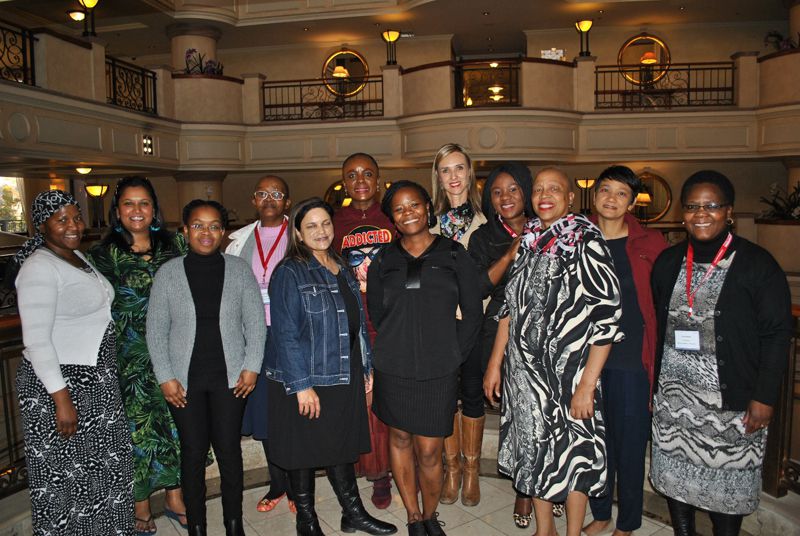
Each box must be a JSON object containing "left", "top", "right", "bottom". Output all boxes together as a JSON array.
[{"left": 0, "top": 0, "right": 799, "bottom": 534}]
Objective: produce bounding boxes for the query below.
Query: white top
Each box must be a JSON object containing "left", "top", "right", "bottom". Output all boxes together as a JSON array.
[{"left": 16, "top": 248, "right": 114, "bottom": 393}]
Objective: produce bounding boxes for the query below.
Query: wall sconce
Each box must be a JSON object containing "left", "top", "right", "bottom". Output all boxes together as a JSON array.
[
  {"left": 77, "top": 0, "right": 100, "bottom": 37},
  {"left": 84, "top": 183, "right": 108, "bottom": 228},
  {"left": 575, "top": 19, "right": 593, "bottom": 57},
  {"left": 142, "top": 134, "right": 154, "bottom": 155},
  {"left": 575, "top": 177, "right": 596, "bottom": 214},
  {"left": 381, "top": 30, "right": 401, "bottom": 65}
]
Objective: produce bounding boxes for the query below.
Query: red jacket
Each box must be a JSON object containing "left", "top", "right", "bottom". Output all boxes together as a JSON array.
[{"left": 590, "top": 212, "right": 667, "bottom": 392}]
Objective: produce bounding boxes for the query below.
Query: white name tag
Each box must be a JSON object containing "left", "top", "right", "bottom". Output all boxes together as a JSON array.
[
  {"left": 675, "top": 330, "right": 700, "bottom": 351},
  {"left": 260, "top": 287, "right": 270, "bottom": 305}
]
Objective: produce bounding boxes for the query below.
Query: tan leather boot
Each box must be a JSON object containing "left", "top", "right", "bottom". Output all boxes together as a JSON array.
[
  {"left": 439, "top": 411, "right": 461, "bottom": 504},
  {"left": 460, "top": 414, "right": 485, "bottom": 506}
]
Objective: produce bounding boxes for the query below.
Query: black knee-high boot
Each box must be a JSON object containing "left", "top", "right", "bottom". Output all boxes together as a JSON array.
[
  {"left": 289, "top": 469, "right": 324, "bottom": 536},
  {"left": 326, "top": 463, "right": 397, "bottom": 535},
  {"left": 666, "top": 498, "right": 696, "bottom": 536},
  {"left": 708, "top": 510, "right": 743, "bottom": 536}
]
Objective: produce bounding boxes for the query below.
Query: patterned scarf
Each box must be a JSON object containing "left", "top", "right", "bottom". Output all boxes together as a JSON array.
[
  {"left": 438, "top": 202, "right": 474, "bottom": 241},
  {"left": 520, "top": 213, "right": 592, "bottom": 258},
  {"left": 11, "top": 190, "right": 81, "bottom": 269}
]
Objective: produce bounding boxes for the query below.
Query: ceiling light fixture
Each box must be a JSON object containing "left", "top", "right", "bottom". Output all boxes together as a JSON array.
[
  {"left": 489, "top": 94, "right": 504, "bottom": 102},
  {"left": 75, "top": 167, "right": 92, "bottom": 174},
  {"left": 332, "top": 65, "right": 350, "bottom": 78},
  {"left": 68, "top": 10, "right": 85, "bottom": 21},
  {"left": 488, "top": 84, "right": 503, "bottom": 94},
  {"left": 489, "top": 62, "right": 499, "bottom": 68},
  {"left": 640, "top": 51, "right": 658, "bottom": 65},
  {"left": 77, "top": 0, "right": 100, "bottom": 37}
]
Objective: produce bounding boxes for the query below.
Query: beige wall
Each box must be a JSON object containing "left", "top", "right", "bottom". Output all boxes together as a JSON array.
[
  {"left": 521, "top": 61, "right": 574, "bottom": 110},
  {"left": 402, "top": 65, "right": 454, "bottom": 115},
  {"left": 33, "top": 34, "right": 99, "bottom": 101},
  {"left": 526, "top": 21, "right": 787, "bottom": 65},
  {"left": 759, "top": 51, "right": 800, "bottom": 107},
  {"left": 173, "top": 77, "right": 244, "bottom": 123}
]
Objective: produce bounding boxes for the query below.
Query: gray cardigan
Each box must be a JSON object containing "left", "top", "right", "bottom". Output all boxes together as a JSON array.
[{"left": 146, "top": 253, "right": 267, "bottom": 392}]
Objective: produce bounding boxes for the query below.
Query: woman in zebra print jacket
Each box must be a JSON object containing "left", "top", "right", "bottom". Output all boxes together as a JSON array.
[{"left": 485, "top": 166, "right": 623, "bottom": 536}]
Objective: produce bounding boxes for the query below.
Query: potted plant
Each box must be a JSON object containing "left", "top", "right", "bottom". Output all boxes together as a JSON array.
[
  {"left": 184, "top": 48, "right": 224, "bottom": 76},
  {"left": 756, "top": 181, "right": 800, "bottom": 272}
]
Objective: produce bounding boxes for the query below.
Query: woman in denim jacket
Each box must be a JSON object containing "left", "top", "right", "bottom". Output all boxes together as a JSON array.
[{"left": 265, "top": 198, "right": 397, "bottom": 536}]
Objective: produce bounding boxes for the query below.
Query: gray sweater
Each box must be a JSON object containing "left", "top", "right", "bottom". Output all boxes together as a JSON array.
[{"left": 146, "top": 253, "right": 267, "bottom": 392}]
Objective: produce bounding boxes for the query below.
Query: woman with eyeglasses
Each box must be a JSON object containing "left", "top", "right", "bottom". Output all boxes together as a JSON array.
[
  {"left": 649, "top": 171, "right": 792, "bottom": 536},
  {"left": 429, "top": 143, "right": 487, "bottom": 507},
  {"left": 88, "top": 176, "right": 189, "bottom": 534},
  {"left": 333, "top": 153, "right": 395, "bottom": 509},
  {"left": 147, "top": 200, "right": 267, "bottom": 536},
  {"left": 225, "top": 175, "right": 295, "bottom": 515}
]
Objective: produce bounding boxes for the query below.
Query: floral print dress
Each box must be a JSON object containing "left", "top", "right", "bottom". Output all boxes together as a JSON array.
[{"left": 88, "top": 235, "right": 186, "bottom": 501}]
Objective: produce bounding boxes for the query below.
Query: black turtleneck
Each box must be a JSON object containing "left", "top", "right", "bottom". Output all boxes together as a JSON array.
[
  {"left": 688, "top": 228, "right": 731, "bottom": 263},
  {"left": 185, "top": 249, "right": 227, "bottom": 387}
]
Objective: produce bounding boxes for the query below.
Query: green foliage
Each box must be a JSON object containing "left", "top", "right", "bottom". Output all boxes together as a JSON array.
[{"left": 760, "top": 181, "right": 800, "bottom": 220}]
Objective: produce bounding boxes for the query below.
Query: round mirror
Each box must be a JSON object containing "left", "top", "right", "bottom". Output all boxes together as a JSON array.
[
  {"left": 322, "top": 49, "right": 369, "bottom": 97},
  {"left": 617, "top": 33, "right": 671, "bottom": 87},
  {"left": 635, "top": 171, "right": 672, "bottom": 223}
]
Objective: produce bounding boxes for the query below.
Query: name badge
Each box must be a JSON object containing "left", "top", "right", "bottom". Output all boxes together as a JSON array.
[
  {"left": 260, "top": 287, "right": 270, "bottom": 305},
  {"left": 675, "top": 330, "right": 700, "bottom": 352}
]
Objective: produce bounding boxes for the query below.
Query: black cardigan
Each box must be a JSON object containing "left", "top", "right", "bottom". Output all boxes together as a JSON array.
[
  {"left": 366, "top": 236, "right": 483, "bottom": 380},
  {"left": 651, "top": 235, "right": 793, "bottom": 410}
]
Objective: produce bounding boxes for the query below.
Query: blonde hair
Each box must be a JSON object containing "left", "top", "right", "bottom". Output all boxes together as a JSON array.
[{"left": 431, "top": 143, "right": 483, "bottom": 216}]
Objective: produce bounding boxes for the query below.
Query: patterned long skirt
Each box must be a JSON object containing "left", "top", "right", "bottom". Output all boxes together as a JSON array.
[{"left": 16, "top": 324, "right": 134, "bottom": 535}]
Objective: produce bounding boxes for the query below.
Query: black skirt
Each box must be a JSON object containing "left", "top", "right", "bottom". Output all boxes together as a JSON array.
[
  {"left": 372, "top": 369, "right": 458, "bottom": 437},
  {"left": 267, "top": 272, "right": 370, "bottom": 471}
]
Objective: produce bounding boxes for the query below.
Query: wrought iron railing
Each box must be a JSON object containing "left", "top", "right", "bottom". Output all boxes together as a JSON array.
[
  {"left": 595, "top": 62, "right": 735, "bottom": 110},
  {"left": 455, "top": 60, "right": 520, "bottom": 108},
  {"left": 0, "top": 18, "right": 36, "bottom": 86},
  {"left": 105, "top": 56, "right": 157, "bottom": 115},
  {"left": 262, "top": 76, "right": 383, "bottom": 121},
  {"left": 0, "top": 325, "right": 25, "bottom": 499},
  {"left": 763, "top": 313, "right": 800, "bottom": 497}
]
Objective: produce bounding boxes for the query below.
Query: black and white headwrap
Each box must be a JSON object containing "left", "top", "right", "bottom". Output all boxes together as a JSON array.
[{"left": 11, "top": 190, "right": 81, "bottom": 269}]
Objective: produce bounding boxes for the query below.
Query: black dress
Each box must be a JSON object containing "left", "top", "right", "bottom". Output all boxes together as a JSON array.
[
  {"left": 368, "top": 236, "right": 483, "bottom": 437},
  {"left": 267, "top": 270, "right": 370, "bottom": 470}
]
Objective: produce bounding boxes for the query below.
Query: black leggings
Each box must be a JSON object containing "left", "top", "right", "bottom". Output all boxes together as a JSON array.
[
  {"left": 459, "top": 339, "right": 485, "bottom": 418},
  {"left": 667, "top": 498, "right": 744, "bottom": 536}
]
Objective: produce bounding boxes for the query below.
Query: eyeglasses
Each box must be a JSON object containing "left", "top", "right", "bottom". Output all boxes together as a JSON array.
[
  {"left": 682, "top": 203, "right": 729, "bottom": 213},
  {"left": 254, "top": 190, "right": 286, "bottom": 201},
  {"left": 188, "top": 223, "right": 223, "bottom": 232},
  {"left": 347, "top": 248, "right": 381, "bottom": 268}
]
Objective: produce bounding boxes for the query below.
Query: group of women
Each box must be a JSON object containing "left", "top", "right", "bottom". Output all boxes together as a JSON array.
[{"left": 12, "top": 142, "right": 793, "bottom": 536}]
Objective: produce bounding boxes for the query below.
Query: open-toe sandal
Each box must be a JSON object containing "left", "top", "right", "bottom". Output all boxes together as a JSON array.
[{"left": 256, "top": 493, "right": 286, "bottom": 512}]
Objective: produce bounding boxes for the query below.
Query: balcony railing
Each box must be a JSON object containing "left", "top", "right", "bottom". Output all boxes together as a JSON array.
[
  {"left": 0, "top": 323, "right": 25, "bottom": 500},
  {"left": 262, "top": 76, "right": 383, "bottom": 121},
  {"left": 105, "top": 56, "right": 157, "bottom": 115},
  {"left": 455, "top": 60, "right": 520, "bottom": 108},
  {"left": 595, "top": 62, "right": 735, "bottom": 110},
  {"left": 0, "top": 18, "right": 36, "bottom": 87}
]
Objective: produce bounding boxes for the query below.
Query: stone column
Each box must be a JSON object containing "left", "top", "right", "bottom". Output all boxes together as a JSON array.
[
  {"left": 166, "top": 23, "right": 222, "bottom": 73},
  {"left": 380, "top": 64, "right": 403, "bottom": 118},
  {"left": 731, "top": 51, "right": 759, "bottom": 108},
  {"left": 574, "top": 55, "right": 596, "bottom": 112},
  {"left": 242, "top": 73, "right": 266, "bottom": 124},
  {"left": 174, "top": 172, "right": 226, "bottom": 209}
]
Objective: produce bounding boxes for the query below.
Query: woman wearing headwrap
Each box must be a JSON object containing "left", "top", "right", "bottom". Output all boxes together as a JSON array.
[{"left": 14, "top": 190, "right": 134, "bottom": 535}]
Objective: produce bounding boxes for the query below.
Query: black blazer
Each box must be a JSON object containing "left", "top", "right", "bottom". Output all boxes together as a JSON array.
[{"left": 651, "top": 235, "right": 793, "bottom": 410}]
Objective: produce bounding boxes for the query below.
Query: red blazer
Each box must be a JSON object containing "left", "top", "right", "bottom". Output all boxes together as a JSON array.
[{"left": 591, "top": 212, "right": 667, "bottom": 392}]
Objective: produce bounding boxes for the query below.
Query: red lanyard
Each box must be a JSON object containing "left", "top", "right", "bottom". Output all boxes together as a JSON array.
[
  {"left": 254, "top": 219, "right": 287, "bottom": 284},
  {"left": 500, "top": 219, "right": 518, "bottom": 238},
  {"left": 685, "top": 232, "right": 732, "bottom": 317}
]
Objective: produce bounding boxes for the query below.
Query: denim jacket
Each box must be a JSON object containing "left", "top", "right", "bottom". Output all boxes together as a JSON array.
[{"left": 265, "top": 255, "right": 372, "bottom": 395}]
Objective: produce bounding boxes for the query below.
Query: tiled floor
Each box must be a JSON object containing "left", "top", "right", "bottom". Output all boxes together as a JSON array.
[{"left": 151, "top": 475, "right": 671, "bottom": 536}]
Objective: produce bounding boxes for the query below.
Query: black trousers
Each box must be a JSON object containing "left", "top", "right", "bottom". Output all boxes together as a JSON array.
[
  {"left": 589, "top": 367, "right": 651, "bottom": 531},
  {"left": 170, "top": 384, "right": 246, "bottom": 527},
  {"left": 459, "top": 323, "right": 486, "bottom": 419}
]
